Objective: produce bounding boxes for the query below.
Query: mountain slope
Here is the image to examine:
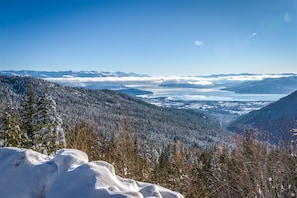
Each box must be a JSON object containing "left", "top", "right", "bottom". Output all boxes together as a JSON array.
[
  {"left": 229, "top": 90, "right": 297, "bottom": 143},
  {"left": 222, "top": 76, "right": 297, "bottom": 94},
  {"left": 0, "top": 76, "right": 226, "bottom": 148}
]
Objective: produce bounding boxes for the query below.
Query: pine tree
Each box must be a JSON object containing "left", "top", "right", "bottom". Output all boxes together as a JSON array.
[
  {"left": 153, "top": 145, "right": 172, "bottom": 185},
  {"left": 66, "top": 121, "right": 100, "bottom": 161},
  {"left": 20, "top": 81, "right": 35, "bottom": 147},
  {"left": 170, "top": 142, "right": 186, "bottom": 190},
  {"left": 0, "top": 99, "right": 28, "bottom": 148},
  {"left": 32, "top": 86, "right": 66, "bottom": 154},
  {"left": 187, "top": 149, "right": 213, "bottom": 197}
]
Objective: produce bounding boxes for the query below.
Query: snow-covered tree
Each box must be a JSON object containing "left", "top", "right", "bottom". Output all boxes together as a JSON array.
[
  {"left": 0, "top": 99, "right": 28, "bottom": 148},
  {"left": 32, "top": 86, "right": 66, "bottom": 154},
  {"left": 20, "top": 81, "right": 36, "bottom": 147}
]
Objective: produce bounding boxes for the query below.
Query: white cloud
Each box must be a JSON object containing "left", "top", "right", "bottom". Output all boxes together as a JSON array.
[
  {"left": 194, "top": 40, "right": 204, "bottom": 46},
  {"left": 45, "top": 74, "right": 289, "bottom": 84},
  {"left": 284, "top": 12, "right": 293, "bottom": 22},
  {"left": 248, "top": 32, "right": 257, "bottom": 39}
]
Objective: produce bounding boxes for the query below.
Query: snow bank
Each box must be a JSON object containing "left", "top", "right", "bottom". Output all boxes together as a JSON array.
[{"left": 0, "top": 147, "right": 183, "bottom": 198}]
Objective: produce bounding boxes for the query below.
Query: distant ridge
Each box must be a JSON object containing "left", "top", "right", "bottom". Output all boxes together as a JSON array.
[
  {"left": 0, "top": 70, "right": 150, "bottom": 78},
  {"left": 1, "top": 70, "right": 296, "bottom": 79},
  {"left": 222, "top": 76, "right": 297, "bottom": 94}
]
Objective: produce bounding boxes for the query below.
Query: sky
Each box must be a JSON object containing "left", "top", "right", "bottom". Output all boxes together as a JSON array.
[{"left": 0, "top": 0, "right": 296, "bottom": 76}]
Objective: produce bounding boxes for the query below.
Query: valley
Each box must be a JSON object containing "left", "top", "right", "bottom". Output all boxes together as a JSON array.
[
  {"left": 140, "top": 98, "right": 272, "bottom": 126},
  {"left": 1, "top": 70, "right": 295, "bottom": 127}
]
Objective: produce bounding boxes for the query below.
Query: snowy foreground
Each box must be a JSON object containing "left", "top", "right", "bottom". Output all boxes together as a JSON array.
[{"left": 0, "top": 147, "right": 183, "bottom": 198}]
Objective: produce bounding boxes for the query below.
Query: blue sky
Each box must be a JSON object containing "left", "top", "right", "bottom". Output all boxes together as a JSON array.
[{"left": 0, "top": 0, "right": 296, "bottom": 76}]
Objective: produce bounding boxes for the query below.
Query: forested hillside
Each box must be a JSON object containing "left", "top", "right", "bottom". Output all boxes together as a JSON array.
[
  {"left": 0, "top": 76, "right": 226, "bottom": 148},
  {"left": 229, "top": 90, "right": 297, "bottom": 143}
]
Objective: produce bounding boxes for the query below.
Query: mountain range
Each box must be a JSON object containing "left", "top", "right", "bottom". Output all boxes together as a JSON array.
[
  {"left": 0, "top": 70, "right": 149, "bottom": 78},
  {"left": 1, "top": 70, "right": 296, "bottom": 95}
]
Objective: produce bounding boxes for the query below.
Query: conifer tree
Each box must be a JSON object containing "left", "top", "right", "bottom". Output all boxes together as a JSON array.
[
  {"left": 0, "top": 99, "right": 28, "bottom": 148},
  {"left": 185, "top": 149, "right": 213, "bottom": 197},
  {"left": 105, "top": 130, "right": 118, "bottom": 164},
  {"left": 20, "top": 81, "right": 35, "bottom": 147},
  {"left": 32, "top": 86, "right": 66, "bottom": 154},
  {"left": 66, "top": 121, "right": 100, "bottom": 161},
  {"left": 170, "top": 142, "right": 186, "bottom": 190},
  {"left": 153, "top": 146, "right": 172, "bottom": 185}
]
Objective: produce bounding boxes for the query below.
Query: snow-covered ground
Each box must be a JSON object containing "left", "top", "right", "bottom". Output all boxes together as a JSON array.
[{"left": 0, "top": 147, "right": 183, "bottom": 198}]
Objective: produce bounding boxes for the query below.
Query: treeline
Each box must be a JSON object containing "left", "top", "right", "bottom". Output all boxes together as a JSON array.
[
  {"left": 66, "top": 119, "right": 297, "bottom": 197},
  {"left": 0, "top": 81, "right": 65, "bottom": 154}
]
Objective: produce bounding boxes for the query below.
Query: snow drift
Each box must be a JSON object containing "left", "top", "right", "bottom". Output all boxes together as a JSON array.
[{"left": 0, "top": 147, "right": 183, "bottom": 198}]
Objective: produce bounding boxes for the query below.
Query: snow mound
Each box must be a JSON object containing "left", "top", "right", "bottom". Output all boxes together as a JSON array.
[{"left": 0, "top": 147, "right": 183, "bottom": 198}]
